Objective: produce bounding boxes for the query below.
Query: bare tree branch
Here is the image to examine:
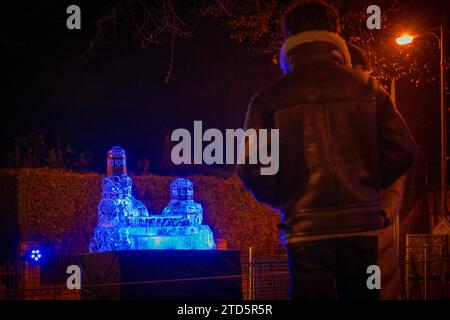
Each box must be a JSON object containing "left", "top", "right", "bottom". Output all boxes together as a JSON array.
[{"left": 80, "top": 0, "right": 192, "bottom": 82}]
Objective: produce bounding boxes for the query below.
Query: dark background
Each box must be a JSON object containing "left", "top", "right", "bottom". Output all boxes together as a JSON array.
[
  {"left": 0, "top": 0, "right": 447, "bottom": 175},
  {"left": 0, "top": 0, "right": 279, "bottom": 174}
]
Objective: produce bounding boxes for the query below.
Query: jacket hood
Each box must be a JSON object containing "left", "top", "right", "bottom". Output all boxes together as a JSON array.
[{"left": 280, "top": 30, "right": 352, "bottom": 74}]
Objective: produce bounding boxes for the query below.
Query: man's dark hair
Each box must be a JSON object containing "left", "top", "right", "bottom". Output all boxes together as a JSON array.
[{"left": 282, "top": 0, "right": 341, "bottom": 39}]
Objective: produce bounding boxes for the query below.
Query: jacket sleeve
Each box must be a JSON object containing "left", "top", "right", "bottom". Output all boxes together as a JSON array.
[
  {"left": 236, "top": 95, "right": 280, "bottom": 209},
  {"left": 376, "top": 85, "right": 417, "bottom": 189}
]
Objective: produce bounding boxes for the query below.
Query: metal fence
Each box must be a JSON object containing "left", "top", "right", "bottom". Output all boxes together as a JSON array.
[
  {"left": 405, "top": 234, "right": 450, "bottom": 300},
  {"left": 243, "top": 247, "right": 289, "bottom": 300},
  {"left": 0, "top": 249, "right": 290, "bottom": 300},
  {"left": 2, "top": 238, "right": 449, "bottom": 300},
  {"left": 0, "top": 257, "right": 80, "bottom": 300}
]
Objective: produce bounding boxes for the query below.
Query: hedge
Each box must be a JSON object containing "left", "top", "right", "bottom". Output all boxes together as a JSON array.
[{"left": 14, "top": 169, "right": 280, "bottom": 255}]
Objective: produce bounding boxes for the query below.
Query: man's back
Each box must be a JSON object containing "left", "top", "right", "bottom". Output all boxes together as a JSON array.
[
  {"left": 237, "top": 0, "right": 417, "bottom": 300},
  {"left": 238, "top": 41, "right": 416, "bottom": 243}
]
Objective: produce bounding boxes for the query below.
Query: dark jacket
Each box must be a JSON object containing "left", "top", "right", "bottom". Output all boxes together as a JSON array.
[{"left": 237, "top": 41, "right": 416, "bottom": 244}]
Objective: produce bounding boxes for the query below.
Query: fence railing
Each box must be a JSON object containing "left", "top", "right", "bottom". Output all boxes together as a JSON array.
[
  {"left": 243, "top": 246, "right": 289, "bottom": 300},
  {"left": 405, "top": 234, "right": 450, "bottom": 300},
  {"left": 1, "top": 249, "right": 290, "bottom": 301},
  {"left": 1, "top": 238, "right": 449, "bottom": 300},
  {"left": 0, "top": 257, "right": 80, "bottom": 300}
]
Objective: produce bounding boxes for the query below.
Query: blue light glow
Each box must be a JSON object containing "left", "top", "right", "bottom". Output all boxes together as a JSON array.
[
  {"left": 89, "top": 147, "right": 215, "bottom": 253},
  {"left": 28, "top": 248, "right": 43, "bottom": 263}
]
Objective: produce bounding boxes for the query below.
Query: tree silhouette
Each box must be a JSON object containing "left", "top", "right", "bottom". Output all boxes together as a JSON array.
[{"left": 204, "top": 0, "right": 443, "bottom": 85}]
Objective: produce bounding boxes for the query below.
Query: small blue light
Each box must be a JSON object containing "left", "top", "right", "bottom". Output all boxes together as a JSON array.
[{"left": 28, "top": 248, "right": 43, "bottom": 263}]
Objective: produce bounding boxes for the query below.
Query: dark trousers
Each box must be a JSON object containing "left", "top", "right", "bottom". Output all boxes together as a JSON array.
[{"left": 287, "top": 236, "right": 379, "bottom": 300}]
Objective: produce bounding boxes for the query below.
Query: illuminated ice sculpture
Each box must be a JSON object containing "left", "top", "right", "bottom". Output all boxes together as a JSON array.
[
  {"left": 89, "top": 146, "right": 148, "bottom": 252},
  {"left": 89, "top": 146, "right": 215, "bottom": 252}
]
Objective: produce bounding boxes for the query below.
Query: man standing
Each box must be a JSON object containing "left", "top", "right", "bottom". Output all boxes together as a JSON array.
[{"left": 237, "top": 0, "right": 416, "bottom": 300}]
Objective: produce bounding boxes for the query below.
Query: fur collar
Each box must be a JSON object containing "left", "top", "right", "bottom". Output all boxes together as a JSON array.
[{"left": 280, "top": 30, "right": 352, "bottom": 74}]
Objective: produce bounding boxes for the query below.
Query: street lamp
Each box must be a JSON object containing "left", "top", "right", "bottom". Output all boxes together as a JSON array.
[
  {"left": 396, "top": 14, "right": 448, "bottom": 220},
  {"left": 396, "top": 34, "right": 414, "bottom": 45}
]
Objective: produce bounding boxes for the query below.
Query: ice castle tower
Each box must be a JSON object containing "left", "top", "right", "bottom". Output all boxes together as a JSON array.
[
  {"left": 89, "top": 146, "right": 149, "bottom": 253},
  {"left": 89, "top": 146, "right": 215, "bottom": 252}
]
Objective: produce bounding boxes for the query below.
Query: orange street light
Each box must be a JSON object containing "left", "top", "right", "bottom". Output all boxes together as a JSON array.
[
  {"left": 395, "top": 14, "right": 448, "bottom": 221},
  {"left": 396, "top": 34, "right": 414, "bottom": 45}
]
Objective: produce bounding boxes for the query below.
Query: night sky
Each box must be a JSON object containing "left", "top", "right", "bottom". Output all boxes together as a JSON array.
[
  {"left": 0, "top": 0, "right": 448, "bottom": 175},
  {"left": 1, "top": 0, "right": 279, "bottom": 173}
]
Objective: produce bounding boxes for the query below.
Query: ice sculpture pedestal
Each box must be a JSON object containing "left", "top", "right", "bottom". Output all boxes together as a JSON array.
[
  {"left": 80, "top": 250, "right": 242, "bottom": 300},
  {"left": 128, "top": 225, "right": 215, "bottom": 250}
]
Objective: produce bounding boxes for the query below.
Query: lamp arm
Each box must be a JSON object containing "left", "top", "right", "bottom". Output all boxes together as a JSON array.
[{"left": 422, "top": 31, "right": 441, "bottom": 49}]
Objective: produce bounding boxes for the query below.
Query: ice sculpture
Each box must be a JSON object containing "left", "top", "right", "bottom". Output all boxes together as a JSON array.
[
  {"left": 89, "top": 146, "right": 215, "bottom": 252},
  {"left": 127, "top": 178, "right": 216, "bottom": 250},
  {"left": 89, "top": 146, "right": 149, "bottom": 253},
  {"left": 107, "top": 145, "right": 127, "bottom": 177}
]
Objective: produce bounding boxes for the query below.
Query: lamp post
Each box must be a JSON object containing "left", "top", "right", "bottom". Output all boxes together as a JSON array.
[
  {"left": 440, "top": 14, "right": 447, "bottom": 220},
  {"left": 390, "top": 77, "right": 401, "bottom": 251},
  {"left": 396, "top": 13, "right": 448, "bottom": 220}
]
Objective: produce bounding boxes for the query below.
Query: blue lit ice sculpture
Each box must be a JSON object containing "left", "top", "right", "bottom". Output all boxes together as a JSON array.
[
  {"left": 89, "top": 146, "right": 149, "bottom": 253},
  {"left": 127, "top": 178, "right": 216, "bottom": 250},
  {"left": 89, "top": 146, "right": 215, "bottom": 252}
]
